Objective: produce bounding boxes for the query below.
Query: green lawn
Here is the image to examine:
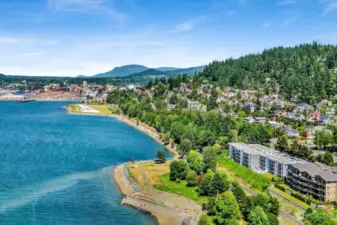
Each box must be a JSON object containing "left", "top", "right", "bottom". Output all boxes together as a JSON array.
[
  {"left": 153, "top": 173, "right": 208, "bottom": 203},
  {"left": 69, "top": 104, "right": 80, "bottom": 113},
  {"left": 217, "top": 154, "right": 271, "bottom": 190},
  {"left": 270, "top": 186, "right": 310, "bottom": 209}
]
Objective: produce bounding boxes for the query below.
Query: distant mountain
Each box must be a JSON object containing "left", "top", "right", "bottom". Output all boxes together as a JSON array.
[
  {"left": 125, "top": 69, "right": 166, "bottom": 78},
  {"left": 155, "top": 67, "right": 180, "bottom": 72},
  {"left": 125, "top": 66, "right": 205, "bottom": 78},
  {"left": 165, "top": 66, "right": 205, "bottom": 76},
  {"left": 93, "top": 64, "right": 149, "bottom": 78},
  {"left": 77, "top": 75, "right": 89, "bottom": 78},
  {"left": 91, "top": 64, "right": 205, "bottom": 78}
]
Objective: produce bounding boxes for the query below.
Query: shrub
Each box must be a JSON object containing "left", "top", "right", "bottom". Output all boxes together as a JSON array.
[
  {"left": 186, "top": 170, "right": 198, "bottom": 187},
  {"left": 275, "top": 183, "right": 286, "bottom": 192},
  {"left": 170, "top": 160, "right": 188, "bottom": 181}
]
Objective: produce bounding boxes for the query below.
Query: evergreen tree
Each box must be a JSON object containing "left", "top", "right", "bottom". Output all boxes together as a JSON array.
[
  {"left": 275, "top": 134, "right": 289, "bottom": 152},
  {"left": 248, "top": 206, "right": 269, "bottom": 225}
]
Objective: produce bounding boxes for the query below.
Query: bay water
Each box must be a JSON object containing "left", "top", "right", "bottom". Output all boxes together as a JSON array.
[{"left": 0, "top": 101, "right": 170, "bottom": 225}]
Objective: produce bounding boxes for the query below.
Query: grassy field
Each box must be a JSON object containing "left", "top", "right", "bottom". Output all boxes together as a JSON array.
[
  {"left": 88, "top": 104, "right": 113, "bottom": 114},
  {"left": 270, "top": 186, "right": 310, "bottom": 209},
  {"left": 69, "top": 104, "right": 80, "bottom": 113},
  {"left": 128, "top": 164, "right": 146, "bottom": 188},
  {"left": 153, "top": 173, "right": 208, "bottom": 203},
  {"left": 131, "top": 161, "right": 207, "bottom": 203},
  {"left": 217, "top": 153, "right": 271, "bottom": 190}
]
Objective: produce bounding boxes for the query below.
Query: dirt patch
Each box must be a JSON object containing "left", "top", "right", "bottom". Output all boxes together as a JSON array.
[{"left": 140, "top": 162, "right": 170, "bottom": 185}]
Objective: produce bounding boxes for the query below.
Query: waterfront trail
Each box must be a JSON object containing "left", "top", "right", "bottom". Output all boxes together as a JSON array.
[{"left": 114, "top": 164, "right": 202, "bottom": 225}]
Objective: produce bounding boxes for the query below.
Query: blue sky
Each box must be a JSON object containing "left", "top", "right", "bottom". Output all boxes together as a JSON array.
[{"left": 1, "top": 0, "right": 337, "bottom": 76}]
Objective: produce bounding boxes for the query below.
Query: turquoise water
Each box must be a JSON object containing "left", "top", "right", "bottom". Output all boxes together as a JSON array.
[{"left": 0, "top": 101, "right": 171, "bottom": 225}]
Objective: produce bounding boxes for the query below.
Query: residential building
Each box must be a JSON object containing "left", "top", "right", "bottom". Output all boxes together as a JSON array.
[
  {"left": 318, "top": 116, "right": 332, "bottom": 126},
  {"left": 187, "top": 100, "right": 206, "bottom": 111},
  {"left": 287, "top": 163, "right": 337, "bottom": 202},
  {"left": 295, "top": 103, "right": 314, "bottom": 112},
  {"left": 294, "top": 114, "right": 305, "bottom": 121},
  {"left": 305, "top": 125, "right": 315, "bottom": 137},
  {"left": 244, "top": 117, "right": 255, "bottom": 123},
  {"left": 244, "top": 102, "right": 257, "bottom": 113},
  {"left": 267, "top": 121, "right": 284, "bottom": 128},
  {"left": 282, "top": 125, "right": 300, "bottom": 137},
  {"left": 255, "top": 117, "right": 267, "bottom": 124},
  {"left": 229, "top": 143, "right": 303, "bottom": 177},
  {"left": 326, "top": 108, "right": 335, "bottom": 117}
]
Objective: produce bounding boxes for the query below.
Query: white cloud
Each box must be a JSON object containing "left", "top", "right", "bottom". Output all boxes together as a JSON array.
[
  {"left": 0, "top": 36, "right": 20, "bottom": 43},
  {"left": 323, "top": 1, "right": 337, "bottom": 14},
  {"left": 278, "top": 0, "right": 297, "bottom": 6},
  {"left": 18, "top": 52, "right": 43, "bottom": 58},
  {"left": 46, "top": 0, "right": 125, "bottom": 20},
  {"left": 174, "top": 22, "right": 193, "bottom": 32}
]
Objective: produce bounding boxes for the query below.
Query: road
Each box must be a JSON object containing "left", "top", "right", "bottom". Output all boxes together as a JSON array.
[{"left": 239, "top": 183, "right": 304, "bottom": 225}]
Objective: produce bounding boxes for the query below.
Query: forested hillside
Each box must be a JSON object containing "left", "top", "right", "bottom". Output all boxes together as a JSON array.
[{"left": 199, "top": 42, "right": 337, "bottom": 104}]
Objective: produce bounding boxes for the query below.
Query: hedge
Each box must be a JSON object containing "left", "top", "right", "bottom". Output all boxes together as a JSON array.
[{"left": 274, "top": 183, "right": 324, "bottom": 205}]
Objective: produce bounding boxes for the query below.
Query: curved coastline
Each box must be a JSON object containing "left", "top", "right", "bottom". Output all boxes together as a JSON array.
[
  {"left": 66, "top": 105, "right": 201, "bottom": 225},
  {"left": 114, "top": 164, "right": 202, "bottom": 225}
]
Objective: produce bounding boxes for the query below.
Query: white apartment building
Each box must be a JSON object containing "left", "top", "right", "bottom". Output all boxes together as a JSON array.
[{"left": 229, "top": 143, "right": 304, "bottom": 177}]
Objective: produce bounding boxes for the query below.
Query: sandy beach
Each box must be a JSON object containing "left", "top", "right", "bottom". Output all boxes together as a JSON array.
[
  {"left": 111, "top": 114, "right": 178, "bottom": 156},
  {"left": 67, "top": 104, "right": 202, "bottom": 224},
  {"left": 66, "top": 104, "right": 177, "bottom": 156},
  {"left": 114, "top": 164, "right": 202, "bottom": 225}
]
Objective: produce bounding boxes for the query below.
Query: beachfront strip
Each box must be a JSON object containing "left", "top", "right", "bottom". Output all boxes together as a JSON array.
[{"left": 229, "top": 143, "right": 337, "bottom": 202}]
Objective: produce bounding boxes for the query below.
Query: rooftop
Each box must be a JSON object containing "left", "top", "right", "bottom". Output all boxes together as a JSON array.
[
  {"left": 291, "top": 163, "right": 337, "bottom": 182},
  {"left": 229, "top": 143, "right": 304, "bottom": 164}
]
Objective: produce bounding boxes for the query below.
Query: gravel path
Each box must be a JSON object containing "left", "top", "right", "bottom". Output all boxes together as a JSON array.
[{"left": 114, "top": 164, "right": 202, "bottom": 225}]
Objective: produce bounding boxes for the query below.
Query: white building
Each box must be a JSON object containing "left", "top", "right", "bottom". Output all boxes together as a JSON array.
[
  {"left": 0, "top": 94, "right": 25, "bottom": 101},
  {"left": 229, "top": 143, "right": 304, "bottom": 177},
  {"left": 187, "top": 100, "right": 207, "bottom": 111}
]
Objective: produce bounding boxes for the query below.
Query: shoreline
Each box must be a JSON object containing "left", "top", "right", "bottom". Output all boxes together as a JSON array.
[
  {"left": 66, "top": 104, "right": 202, "bottom": 225},
  {"left": 114, "top": 164, "right": 202, "bottom": 225},
  {"left": 66, "top": 104, "right": 177, "bottom": 156}
]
